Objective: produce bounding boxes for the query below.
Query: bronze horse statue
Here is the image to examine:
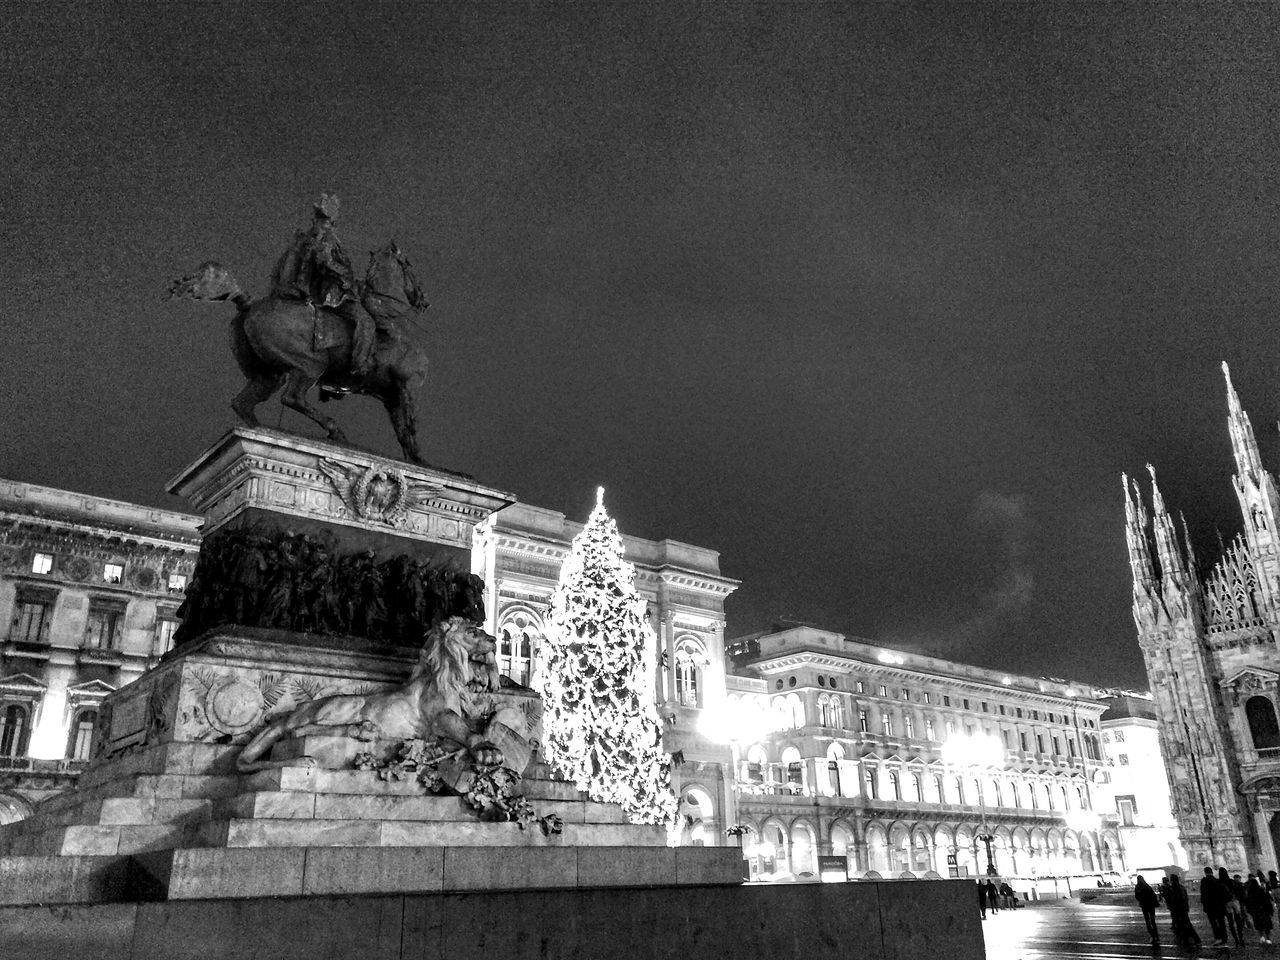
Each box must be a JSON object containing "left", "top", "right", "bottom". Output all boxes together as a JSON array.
[{"left": 169, "top": 243, "right": 428, "bottom": 463}]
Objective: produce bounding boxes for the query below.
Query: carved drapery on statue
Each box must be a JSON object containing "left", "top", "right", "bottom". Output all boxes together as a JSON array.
[{"left": 173, "top": 527, "right": 485, "bottom": 646}]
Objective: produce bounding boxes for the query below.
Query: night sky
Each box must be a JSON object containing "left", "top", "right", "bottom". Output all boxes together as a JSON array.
[{"left": 5, "top": 3, "right": 1280, "bottom": 689}]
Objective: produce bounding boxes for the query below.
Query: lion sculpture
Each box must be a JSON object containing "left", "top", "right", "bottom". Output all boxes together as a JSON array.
[{"left": 236, "top": 616, "right": 508, "bottom": 773}]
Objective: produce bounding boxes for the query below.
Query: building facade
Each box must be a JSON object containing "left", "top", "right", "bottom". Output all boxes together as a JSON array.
[
  {"left": 1098, "top": 692, "right": 1188, "bottom": 872},
  {"left": 0, "top": 479, "right": 200, "bottom": 821},
  {"left": 1124, "top": 363, "right": 1280, "bottom": 871},
  {"left": 720, "top": 624, "right": 1123, "bottom": 880}
]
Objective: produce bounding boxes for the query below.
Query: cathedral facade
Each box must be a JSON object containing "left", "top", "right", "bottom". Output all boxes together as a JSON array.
[{"left": 1124, "top": 364, "right": 1280, "bottom": 872}]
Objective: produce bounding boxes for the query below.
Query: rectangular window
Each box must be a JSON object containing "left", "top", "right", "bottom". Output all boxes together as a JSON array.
[
  {"left": 102, "top": 563, "right": 123, "bottom": 584},
  {"left": 855, "top": 681, "right": 865, "bottom": 694},
  {"left": 905, "top": 715, "right": 915, "bottom": 738},
  {"left": 943, "top": 696, "right": 951, "bottom": 707},
  {"left": 859, "top": 710, "right": 869, "bottom": 733},
  {"left": 12, "top": 595, "right": 53, "bottom": 644},
  {"left": 167, "top": 573, "right": 187, "bottom": 593},
  {"left": 924, "top": 692, "right": 932, "bottom": 704},
  {"left": 31, "top": 553, "right": 53, "bottom": 575},
  {"left": 881, "top": 714, "right": 893, "bottom": 736},
  {"left": 1118, "top": 754, "right": 1129, "bottom": 766},
  {"left": 865, "top": 768, "right": 878, "bottom": 800},
  {"left": 981, "top": 702, "right": 988, "bottom": 713},
  {"left": 963, "top": 698, "right": 970, "bottom": 710},
  {"left": 1068, "top": 739, "right": 1077, "bottom": 757},
  {"left": 946, "top": 720, "right": 956, "bottom": 736},
  {"left": 878, "top": 685, "right": 887, "bottom": 697},
  {"left": 1052, "top": 736, "right": 1061, "bottom": 756},
  {"left": 901, "top": 688, "right": 909, "bottom": 700},
  {"left": 1001, "top": 729, "right": 1011, "bottom": 748},
  {"left": 1036, "top": 734, "right": 1045, "bottom": 753},
  {"left": 925, "top": 718, "right": 935, "bottom": 740},
  {"left": 155, "top": 617, "right": 179, "bottom": 656},
  {"left": 1016, "top": 707, "right": 1023, "bottom": 718},
  {"left": 1118, "top": 797, "right": 1136, "bottom": 826},
  {"left": 965, "top": 723, "right": 974, "bottom": 736},
  {"left": 999, "top": 705, "right": 1006, "bottom": 715},
  {"left": 84, "top": 602, "right": 125, "bottom": 649},
  {"left": 1113, "top": 730, "right": 1125, "bottom": 743}
]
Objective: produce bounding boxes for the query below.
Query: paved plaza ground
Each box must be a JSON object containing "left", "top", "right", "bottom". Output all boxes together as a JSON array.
[{"left": 983, "top": 896, "right": 1279, "bottom": 960}]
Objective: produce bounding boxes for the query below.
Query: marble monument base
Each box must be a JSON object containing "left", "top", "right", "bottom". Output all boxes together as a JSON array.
[{"left": 0, "top": 630, "right": 740, "bottom": 903}]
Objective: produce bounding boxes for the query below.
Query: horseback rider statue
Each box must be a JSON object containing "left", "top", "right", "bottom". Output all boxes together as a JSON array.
[
  {"left": 169, "top": 195, "right": 433, "bottom": 464},
  {"left": 272, "top": 194, "right": 392, "bottom": 377}
]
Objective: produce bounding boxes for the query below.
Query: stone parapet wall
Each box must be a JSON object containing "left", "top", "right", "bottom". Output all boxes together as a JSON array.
[{"left": 0, "top": 878, "right": 982, "bottom": 960}]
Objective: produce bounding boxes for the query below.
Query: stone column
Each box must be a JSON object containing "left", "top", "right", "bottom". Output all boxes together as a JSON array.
[{"left": 1254, "top": 803, "right": 1277, "bottom": 871}]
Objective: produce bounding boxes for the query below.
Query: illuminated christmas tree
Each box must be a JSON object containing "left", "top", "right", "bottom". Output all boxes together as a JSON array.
[{"left": 538, "top": 488, "right": 678, "bottom": 826}]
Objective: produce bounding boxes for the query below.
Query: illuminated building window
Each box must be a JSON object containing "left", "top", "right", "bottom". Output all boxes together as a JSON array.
[
  {"left": 955, "top": 777, "right": 965, "bottom": 804},
  {"left": 925, "top": 718, "right": 935, "bottom": 740},
  {"left": 167, "top": 573, "right": 188, "bottom": 593},
  {"left": 855, "top": 681, "right": 865, "bottom": 693},
  {"left": 934, "top": 774, "right": 946, "bottom": 802},
  {"left": 498, "top": 620, "right": 536, "bottom": 687},
  {"left": 865, "top": 767, "right": 878, "bottom": 799},
  {"left": 878, "top": 685, "right": 887, "bottom": 697},
  {"left": 103, "top": 563, "right": 123, "bottom": 584},
  {"left": 912, "top": 773, "right": 924, "bottom": 802},
  {"left": 859, "top": 710, "right": 869, "bottom": 733},
  {"left": 904, "top": 715, "right": 914, "bottom": 738},
  {"left": 1019, "top": 732, "right": 1028, "bottom": 751},
  {"left": 881, "top": 714, "right": 893, "bottom": 736},
  {"left": 889, "top": 771, "right": 901, "bottom": 800},
  {"left": 901, "top": 688, "right": 910, "bottom": 700},
  {"left": 31, "top": 553, "right": 53, "bottom": 575}
]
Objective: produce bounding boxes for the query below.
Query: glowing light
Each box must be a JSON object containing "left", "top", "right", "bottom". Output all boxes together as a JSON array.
[
  {"left": 876, "top": 651, "right": 904, "bottom": 665},
  {"left": 1001, "top": 677, "right": 1012, "bottom": 686},
  {"left": 1065, "top": 809, "right": 1100, "bottom": 834},
  {"left": 698, "top": 697, "right": 771, "bottom": 746},
  {"left": 942, "top": 730, "right": 1004, "bottom": 769}
]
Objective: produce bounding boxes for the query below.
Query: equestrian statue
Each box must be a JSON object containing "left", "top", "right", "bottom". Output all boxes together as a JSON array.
[{"left": 169, "top": 195, "right": 430, "bottom": 464}]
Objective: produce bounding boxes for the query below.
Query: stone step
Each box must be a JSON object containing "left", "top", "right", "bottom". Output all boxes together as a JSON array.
[
  {"left": 214, "top": 789, "right": 627, "bottom": 825},
  {"left": 189, "top": 817, "right": 667, "bottom": 849},
  {"left": 0, "top": 855, "right": 133, "bottom": 905},
  {"left": 78, "top": 742, "right": 241, "bottom": 789},
  {"left": 5, "top": 824, "right": 192, "bottom": 857},
  {"left": 242, "top": 763, "right": 582, "bottom": 801},
  {"left": 130, "top": 844, "right": 742, "bottom": 900}
]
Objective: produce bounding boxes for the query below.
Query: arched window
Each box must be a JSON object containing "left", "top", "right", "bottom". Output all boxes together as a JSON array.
[
  {"left": 0, "top": 705, "right": 29, "bottom": 758},
  {"left": 1045, "top": 783, "right": 1055, "bottom": 810},
  {"left": 912, "top": 773, "right": 924, "bottom": 802},
  {"left": 934, "top": 774, "right": 946, "bottom": 803},
  {"left": 829, "top": 696, "right": 844, "bottom": 729},
  {"left": 68, "top": 709, "right": 97, "bottom": 760},
  {"left": 889, "top": 770, "right": 901, "bottom": 800},
  {"left": 1011, "top": 783, "right": 1021, "bottom": 808},
  {"left": 497, "top": 622, "right": 535, "bottom": 686},
  {"left": 817, "top": 695, "right": 831, "bottom": 727},
  {"left": 1077, "top": 786, "right": 1086, "bottom": 809},
  {"left": 1247, "top": 696, "right": 1280, "bottom": 750},
  {"left": 790, "top": 694, "right": 806, "bottom": 729},
  {"left": 745, "top": 744, "right": 768, "bottom": 783},
  {"left": 675, "top": 658, "right": 699, "bottom": 707},
  {"left": 865, "top": 765, "right": 879, "bottom": 800},
  {"left": 1061, "top": 785, "right": 1071, "bottom": 811},
  {"left": 955, "top": 777, "right": 965, "bottom": 804}
]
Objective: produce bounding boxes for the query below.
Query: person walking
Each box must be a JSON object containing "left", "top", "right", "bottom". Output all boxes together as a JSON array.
[
  {"left": 977, "top": 879, "right": 988, "bottom": 919},
  {"left": 985, "top": 879, "right": 1000, "bottom": 914},
  {"left": 1222, "top": 867, "right": 1248, "bottom": 946},
  {"left": 1245, "top": 874, "right": 1275, "bottom": 945},
  {"left": 1135, "top": 875, "right": 1161, "bottom": 944},
  {"left": 1202, "top": 865, "right": 1230, "bottom": 945},
  {"left": 1166, "top": 875, "right": 1201, "bottom": 946}
]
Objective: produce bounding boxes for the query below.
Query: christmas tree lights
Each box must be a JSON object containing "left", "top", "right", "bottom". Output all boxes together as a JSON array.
[{"left": 538, "top": 487, "right": 678, "bottom": 826}]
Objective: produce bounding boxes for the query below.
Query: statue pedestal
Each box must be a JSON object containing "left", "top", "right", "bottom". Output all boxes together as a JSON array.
[
  {"left": 0, "top": 430, "right": 743, "bottom": 903},
  {"left": 167, "top": 426, "right": 516, "bottom": 565}
]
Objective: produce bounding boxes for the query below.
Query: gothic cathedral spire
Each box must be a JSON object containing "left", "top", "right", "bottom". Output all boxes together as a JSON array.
[
  {"left": 1123, "top": 473, "right": 1159, "bottom": 630},
  {"left": 1222, "top": 362, "right": 1280, "bottom": 600}
]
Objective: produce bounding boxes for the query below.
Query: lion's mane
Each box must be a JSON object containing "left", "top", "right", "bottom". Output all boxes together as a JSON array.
[{"left": 410, "top": 616, "right": 496, "bottom": 717}]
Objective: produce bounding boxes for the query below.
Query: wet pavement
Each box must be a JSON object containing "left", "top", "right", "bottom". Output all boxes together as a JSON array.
[{"left": 982, "top": 896, "right": 1277, "bottom": 960}]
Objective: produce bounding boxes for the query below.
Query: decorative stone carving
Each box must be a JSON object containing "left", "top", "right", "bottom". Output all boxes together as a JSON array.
[
  {"left": 204, "top": 678, "right": 265, "bottom": 737},
  {"left": 130, "top": 565, "right": 159, "bottom": 591},
  {"left": 63, "top": 556, "right": 92, "bottom": 581},
  {"left": 236, "top": 617, "right": 511, "bottom": 773},
  {"left": 319, "top": 459, "right": 410, "bottom": 526}
]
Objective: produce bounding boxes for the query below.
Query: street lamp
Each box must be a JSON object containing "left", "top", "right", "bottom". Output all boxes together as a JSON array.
[
  {"left": 699, "top": 696, "right": 772, "bottom": 855},
  {"left": 943, "top": 731, "right": 1004, "bottom": 876}
]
